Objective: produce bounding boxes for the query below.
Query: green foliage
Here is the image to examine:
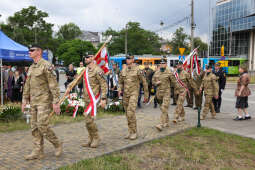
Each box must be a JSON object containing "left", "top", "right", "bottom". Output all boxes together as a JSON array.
[
  {"left": 170, "top": 27, "right": 190, "bottom": 55},
  {"left": 104, "top": 22, "right": 161, "bottom": 55},
  {"left": 0, "top": 106, "right": 23, "bottom": 122},
  {"left": 194, "top": 37, "right": 208, "bottom": 57},
  {"left": 0, "top": 6, "right": 54, "bottom": 49},
  {"left": 57, "top": 39, "right": 96, "bottom": 66},
  {"left": 105, "top": 103, "right": 124, "bottom": 113},
  {"left": 57, "top": 22, "right": 82, "bottom": 41}
]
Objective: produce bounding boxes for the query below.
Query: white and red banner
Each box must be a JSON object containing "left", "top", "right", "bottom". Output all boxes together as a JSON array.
[
  {"left": 94, "top": 47, "right": 109, "bottom": 74},
  {"left": 174, "top": 71, "right": 190, "bottom": 97},
  {"left": 84, "top": 68, "right": 101, "bottom": 117},
  {"left": 183, "top": 48, "right": 200, "bottom": 77}
]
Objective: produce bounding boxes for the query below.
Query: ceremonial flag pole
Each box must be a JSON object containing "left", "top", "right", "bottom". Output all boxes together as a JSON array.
[{"left": 49, "top": 35, "right": 112, "bottom": 118}]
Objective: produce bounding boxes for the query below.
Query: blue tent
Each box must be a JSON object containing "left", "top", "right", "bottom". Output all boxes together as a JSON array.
[{"left": 0, "top": 30, "right": 48, "bottom": 62}]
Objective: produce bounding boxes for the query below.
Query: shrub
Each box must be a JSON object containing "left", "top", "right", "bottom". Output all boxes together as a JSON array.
[{"left": 0, "top": 106, "right": 23, "bottom": 122}]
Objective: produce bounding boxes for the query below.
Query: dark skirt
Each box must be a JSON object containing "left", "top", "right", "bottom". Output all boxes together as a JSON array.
[{"left": 235, "top": 96, "right": 248, "bottom": 109}]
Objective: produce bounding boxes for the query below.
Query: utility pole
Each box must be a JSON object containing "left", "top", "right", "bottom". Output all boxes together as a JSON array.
[
  {"left": 125, "top": 23, "right": 128, "bottom": 56},
  {"left": 191, "top": 0, "right": 195, "bottom": 51}
]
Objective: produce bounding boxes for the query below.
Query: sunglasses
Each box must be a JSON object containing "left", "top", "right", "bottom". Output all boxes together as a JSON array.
[
  {"left": 29, "top": 49, "right": 36, "bottom": 52},
  {"left": 126, "top": 57, "right": 132, "bottom": 60}
]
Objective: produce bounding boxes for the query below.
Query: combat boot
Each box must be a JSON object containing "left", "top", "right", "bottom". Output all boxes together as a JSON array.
[
  {"left": 81, "top": 135, "right": 92, "bottom": 147},
  {"left": 90, "top": 137, "right": 100, "bottom": 148},
  {"left": 173, "top": 119, "right": 178, "bottom": 123},
  {"left": 179, "top": 117, "right": 185, "bottom": 122},
  {"left": 155, "top": 124, "right": 163, "bottom": 131},
  {"left": 25, "top": 149, "right": 44, "bottom": 160},
  {"left": 124, "top": 133, "right": 131, "bottom": 139},
  {"left": 55, "top": 142, "right": 63, "bottom": 157},
  {"left": 163, "top": 123, "right": 169, "bottom": 127},
  {"left": 129, "top": 133, "right": 137, "bottom": 140}
]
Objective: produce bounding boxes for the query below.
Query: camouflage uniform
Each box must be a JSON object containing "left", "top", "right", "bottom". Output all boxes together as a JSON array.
[
  {"left": 152, "top": 67, "right": 174, "bottom": 130},
  {"left": 200, "top": 72, "right": 219, "bottom": 119},
  {"left": 143, "top": 67, "right": 154, "bottom": 97},
  {"left": 82, "top": 65, "right": 107, "bottom": 147},
  {"left": 193, "top": 70, "right": 205, "bottom": 108},
  {"left": 118, "top": 64, "right": 149, "bottom": 139},
  {"left": 23, "top": 58, "right": 61, "bottom": 159},
  {"left": 173, "top": 69, "right": 193, "bottom": 122}
]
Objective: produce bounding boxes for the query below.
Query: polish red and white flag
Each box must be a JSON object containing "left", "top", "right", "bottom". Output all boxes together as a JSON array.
[
  {"left": 94, "top": 47, "right": 109, "bottom": 74},
  {"left": 183, "top": 48, "right": 200, "bottom": 76}
]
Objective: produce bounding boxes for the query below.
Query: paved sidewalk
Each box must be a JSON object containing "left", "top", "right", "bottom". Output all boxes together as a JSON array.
[
  {"left": 0, "top": 103, "right": 254, "bottom": 170},
  {"left": 0, "top": 107, "right": 190, "bottom": 170}
]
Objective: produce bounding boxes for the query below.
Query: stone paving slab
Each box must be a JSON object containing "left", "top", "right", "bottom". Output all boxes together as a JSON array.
[
  {"left": 1, "top": 101, "right": 254, "bottom": 170},
  {"left": 0, "top": 107, "right": 191, "bottom": 170}
]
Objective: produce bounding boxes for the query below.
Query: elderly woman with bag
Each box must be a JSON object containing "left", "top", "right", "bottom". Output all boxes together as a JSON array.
[{"left": 234, "top": 64, "right": 251, "bottom": 121}]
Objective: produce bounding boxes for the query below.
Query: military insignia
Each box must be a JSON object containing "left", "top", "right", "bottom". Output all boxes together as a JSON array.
[{"left": 98, "top": 71, "right": 104, "bottom": 78}]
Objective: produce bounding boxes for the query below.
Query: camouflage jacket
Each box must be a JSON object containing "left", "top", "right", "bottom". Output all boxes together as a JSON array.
[
  {"left": 142, "top": 68, "right": 154, "bottom": 86},
  {"left": 22, "top": 58, "right": 60, "bottom": 105},
  {"left": 82, "top": 65, "right": 107, "bottom": 101},
  {"left": 173, "top": 69, "right": 193, "bottom": 94},
  {"left": 152, "top": 67, "right": 174, "bottom": 96},
  {"left": 118, "top": 64, "right": 149, "bottom": 98},
  {"left": 200, "top": 72, "right": 219, "bottom": 96}
]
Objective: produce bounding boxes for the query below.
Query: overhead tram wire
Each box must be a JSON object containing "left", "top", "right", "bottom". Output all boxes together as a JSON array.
[{"left": 154, "top": 16, "right": 191, "bottom": 33}]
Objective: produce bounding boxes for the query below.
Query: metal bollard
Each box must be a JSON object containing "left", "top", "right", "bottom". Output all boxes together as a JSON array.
[{"left": 197, "top": 107, "right": 201, "bottom": 128}]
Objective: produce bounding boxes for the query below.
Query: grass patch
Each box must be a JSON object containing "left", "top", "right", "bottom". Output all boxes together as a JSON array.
[
  {"left": 60, "top": 127, "right": 255, "bottom": 170},
  {"left": 0, "top": 110, "right": 123, "bottom": 133}
]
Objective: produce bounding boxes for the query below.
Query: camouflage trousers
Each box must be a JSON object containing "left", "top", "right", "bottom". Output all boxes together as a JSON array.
[
  {"left": 123, "top": 94, "right": 138, "bottom": 134},
  {"left": 84, "top": 102, "right": 99, "bottom": 140},
  {"left": 202, "top": 95, "right": 216, "bottom": 118},
  {"left": 156, "top": 93, "right": 170, "bottom": 125},
  {"left": 186, "top": 88, "right": 194, "bottom": 106},
  {"left": 174, "top": 91, "right": 187, "bottom": 119},
  {"left": 195, "top": 92, "right": 203, "bottom": 108},
  {"left": 30, "top": 104, "right": 61, "bottom": 152}
]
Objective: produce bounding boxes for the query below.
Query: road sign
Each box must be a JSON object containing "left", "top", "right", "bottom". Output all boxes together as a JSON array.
[
  {"left": 179, "top": 56, "right": 185, "bottom": 62},
  {"left": 179, "top": 48, "right": 185, "bottom": 55}
]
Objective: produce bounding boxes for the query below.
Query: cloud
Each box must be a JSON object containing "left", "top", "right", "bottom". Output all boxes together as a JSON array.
[{"left": 0, "top": 0, "right": 211, "bottom": 41}]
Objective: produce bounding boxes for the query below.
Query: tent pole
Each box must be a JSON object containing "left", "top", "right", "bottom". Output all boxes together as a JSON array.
[{"left": 1, "top": 59, "right": 3, "bottom": 105}]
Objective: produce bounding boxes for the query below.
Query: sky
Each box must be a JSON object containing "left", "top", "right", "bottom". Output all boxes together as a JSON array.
[{"left": 0, "top": 0, "right": 215, "bottom": 42}]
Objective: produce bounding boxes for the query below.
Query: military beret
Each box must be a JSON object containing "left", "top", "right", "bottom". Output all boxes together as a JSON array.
[
  {"left": 126, "top": 54, "right": 134, "bottom": 59},
  {"left": 30, "top": 44, "right": 43, "bottom": 50},
  {"left": 177, "top": 61, "right": 183, "bottom": 65},
  {"left": 160, "top": 58, "right": 167, "bottom": 64},
  {"left": 215, "top": 62, "right": 221, "bottom": 66}
]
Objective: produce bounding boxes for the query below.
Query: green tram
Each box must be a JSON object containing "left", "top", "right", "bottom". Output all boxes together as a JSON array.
[{"left": 202, "top": 57, "right": 248, "bottom": 75}]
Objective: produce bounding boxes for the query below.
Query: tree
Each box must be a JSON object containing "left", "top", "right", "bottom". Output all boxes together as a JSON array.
[
  {"left": 103, "top": 22, "right": 161, "bottom": 55},
  {"left": 194, "top": 37, "right": 208, "bottom": 57},
  {"left": 0, "top": 6, "right": 54, "bottom": 49},
  {"left": 57, "top": 39, "right": 96, "bottom": 66},
  {"left": 169, "top": 27, "right": 190, "bottom": 55},
  {"left": 57, "top": 22, "right": 82, "bottom": 41}
]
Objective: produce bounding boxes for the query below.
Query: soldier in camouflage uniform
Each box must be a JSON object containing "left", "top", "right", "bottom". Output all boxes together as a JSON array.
[
  {"left": 200, "top": 65, "right": 219, "bottom": 120},
  {"left": 173, "top": 61, "right": 196, "bottom": 123},
  {"left": 71, "top": 55, "right": 107, "bottom": 148},
  {"left": 171, "top": 65, "right": 177, "bottom": 105},
  {"left": 22, "top": 45, "right": 62, "bottom": 160},
  {"left": 193, "top": 68, "right": 205, "bottom": 110},
  {"left": 143, "top": 62, "right": 154, "bottom": 99},
  {"left": 118, "top": 55, "right": 149, "bottom": 140},
  {"left": 152, "top": 58, "right": 174, "bottom": 131}
]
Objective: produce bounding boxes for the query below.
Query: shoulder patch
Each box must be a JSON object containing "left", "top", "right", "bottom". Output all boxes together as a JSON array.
[{"left": 98, "top": 71, "right": 104, "bottom": 78}]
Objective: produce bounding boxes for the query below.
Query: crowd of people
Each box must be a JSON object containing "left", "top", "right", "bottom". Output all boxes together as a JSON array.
[{"left": 1, "top": 66, "right": 29, "bottom": 103}]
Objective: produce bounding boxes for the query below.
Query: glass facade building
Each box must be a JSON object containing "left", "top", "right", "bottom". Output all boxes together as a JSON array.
[{"left": 210, "top": 0, "right": 255, "bottom": 58}]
